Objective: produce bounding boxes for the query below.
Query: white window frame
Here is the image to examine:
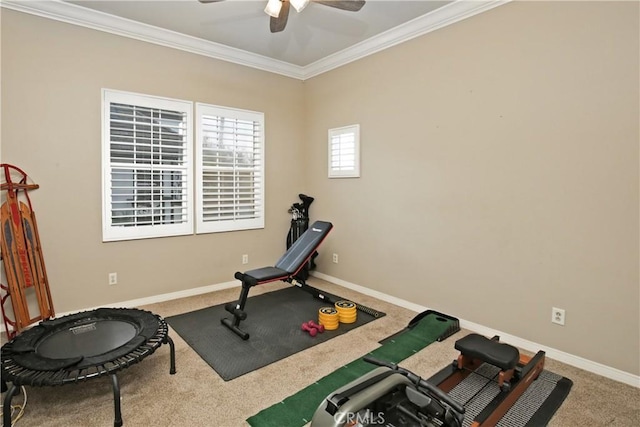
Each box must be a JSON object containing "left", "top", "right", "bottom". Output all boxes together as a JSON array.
[
  {"left": 102, "top": 89, "right": 194, "bottom": 242},
  {"left": 195, "top": 103, "right": 265, "bottom": 234},
  {"left": 328, "top": 124, "right": 360, "bottom": 178}
]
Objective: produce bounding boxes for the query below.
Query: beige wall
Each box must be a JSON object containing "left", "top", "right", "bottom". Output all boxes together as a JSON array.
[
  {"left": 304, "top": 1, "right": 639, "bottom": 375},
  {"left": 2, "top": 2, "right": 639, "bottom": 376},
  {"left": 1, "top": 10, "right": 306, "bottom": 312}
]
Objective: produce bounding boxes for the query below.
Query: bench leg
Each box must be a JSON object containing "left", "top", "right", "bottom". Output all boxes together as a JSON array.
[{"left": 221, "top": 278, "right": 253, "bottom": 340}]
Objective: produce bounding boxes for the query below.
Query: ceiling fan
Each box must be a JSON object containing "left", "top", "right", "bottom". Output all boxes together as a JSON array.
[{"left": 198, "top": 0, "right": 366, "bottom": 33}]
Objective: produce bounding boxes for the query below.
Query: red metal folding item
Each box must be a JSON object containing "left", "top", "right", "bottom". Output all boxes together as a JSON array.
[{"left": 1, "top": 164, "right": 54, "bottom": 338}]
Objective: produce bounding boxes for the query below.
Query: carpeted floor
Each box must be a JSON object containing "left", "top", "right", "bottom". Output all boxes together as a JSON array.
[{"left": 1, "top": 278, "right": 638, "bottom": 426}]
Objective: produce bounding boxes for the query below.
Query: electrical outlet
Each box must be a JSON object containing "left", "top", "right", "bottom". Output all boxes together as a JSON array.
[
  {"left": 332, "top": 253, "right": 339, "bottom": 264},
  {"left": 552, "top": 307, "right": 565, "bottom": 325},
  {"left": 108, "top": 272, "right": 118, "bottom": 286},
  {"left": 242, "top": 254, "right": 249, "bottom": 264}
]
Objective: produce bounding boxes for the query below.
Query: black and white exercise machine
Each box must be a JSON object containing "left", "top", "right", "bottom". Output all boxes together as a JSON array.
[
  {"left": 221, "top": 220, "right": 334, "bottom": 340},
  {"left": 222, "top": 219, "right": 385, "bottom": 340},
  {"left": 311, "top": 356, "right": 466, "bottom": 427},
  {"left": 311, "top": 333, "right": 546, "bottom": 427}
]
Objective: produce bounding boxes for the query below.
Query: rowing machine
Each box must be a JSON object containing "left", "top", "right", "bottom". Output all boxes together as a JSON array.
[
  {"left": 428, "top": 333, "right": 546, "bottom": 427},
  {"left": 311, "top": 333, "right": 546, "bottom": 427},
  {"left": 311, "top": 356, "right": 465, "bottom": 427}
]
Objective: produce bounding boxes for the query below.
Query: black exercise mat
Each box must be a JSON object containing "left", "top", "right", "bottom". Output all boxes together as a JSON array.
[
  {"left": 448, "top": 363, "right": 573, "bottom": 427},
  {"left": 166, "top": 286, "right": 384, "bottom": 381}
]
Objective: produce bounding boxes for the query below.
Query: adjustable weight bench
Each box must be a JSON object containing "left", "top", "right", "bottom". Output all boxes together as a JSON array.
[{"left": 221, "top": 221, "right": 334, "bottom": 340}]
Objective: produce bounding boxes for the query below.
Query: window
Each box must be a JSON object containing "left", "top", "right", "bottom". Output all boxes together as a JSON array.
[
  {"left": 102, "top": 91, "right": 265, "bottom": 240},
  {"left": 328, "top": 124, "right": 360, "bottom": 178},
  {"left": 196, "top": 104, "right": 264, "bottom": 233},
  {"left": 102, "top": 90, "right": 193, "bottom": 241}
]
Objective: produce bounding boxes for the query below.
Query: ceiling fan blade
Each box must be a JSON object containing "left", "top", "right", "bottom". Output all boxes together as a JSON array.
[
  {"left": 314, "top": 0, "right": 365, "bottom": 12},
  {"left": 198, "top": 0, "right": 225, "bottom": 3},
  {"left": 270, "top": 1, "right": 290, "bottom": 33}
]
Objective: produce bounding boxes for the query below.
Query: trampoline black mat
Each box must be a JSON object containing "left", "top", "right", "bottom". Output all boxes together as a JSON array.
[{"left": 166, "top": 286, "right": 384, "bottom": 381}]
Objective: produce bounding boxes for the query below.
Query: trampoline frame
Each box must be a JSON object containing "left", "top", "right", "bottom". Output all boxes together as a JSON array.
[{"left": 1, "top": 308, "right": 176, "bottom": 427}]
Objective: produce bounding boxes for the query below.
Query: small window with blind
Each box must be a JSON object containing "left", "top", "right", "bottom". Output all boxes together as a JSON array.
[
  {"left": 328, "top": 124, "right": 360, "bottom": 178},
  {"left": 102, "top": 89, "right": 193, "bottom": 241},
  {"left": 196, "top": 103, "right": 264, "bottom": 233}
]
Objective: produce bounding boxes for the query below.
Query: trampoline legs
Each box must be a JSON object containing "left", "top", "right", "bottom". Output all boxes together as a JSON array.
[
  {"left": 2, "top": 383, "right": 19, "bottom": 427},
  {"left": 111, "top": 374, "right": 123, "bottom": 427},
  {"left": 2, "top": 375, "right": 133, "bottom": 427},
  {"left": 107, "top": 334, "right": 175, "bottom": 427},
  {"left": 165, "top": 335, "right": 177, "bottom": 375}
]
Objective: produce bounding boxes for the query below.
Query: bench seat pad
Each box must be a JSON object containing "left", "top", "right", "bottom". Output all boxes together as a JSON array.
[
  {"left": 455, "top": 333, "right": 519, "bottom": 370},
  {"left": 243, "top": 267, "right": 289, "bottom": 282}
]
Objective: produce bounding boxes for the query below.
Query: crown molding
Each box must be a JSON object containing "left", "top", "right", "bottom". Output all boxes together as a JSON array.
[
  {"left": 0, "top": 0, "right": 306, "bottom": 79},
  {"left": 304, "top": 0, "right": 509, "bottom": 79},
  {"left": 0, "top": 0, "right": 508, "bottom": 80}
]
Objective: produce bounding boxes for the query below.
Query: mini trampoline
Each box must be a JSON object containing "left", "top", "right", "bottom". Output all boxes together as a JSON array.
[{"left": 1, "top": 307, "right": 176, "bottom": 427}]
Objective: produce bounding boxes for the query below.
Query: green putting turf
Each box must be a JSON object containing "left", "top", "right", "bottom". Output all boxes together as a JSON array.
[{"left": 246, "top": 311, "right": 458, "bottom": 427}]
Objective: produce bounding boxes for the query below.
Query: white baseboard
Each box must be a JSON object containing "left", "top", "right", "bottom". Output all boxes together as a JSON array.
[
  {"left": 1, "top": 280, "right": 239, "bottom": 333},
  {"left": 311, "top": 271, "right": 640, "bottom": 388}
]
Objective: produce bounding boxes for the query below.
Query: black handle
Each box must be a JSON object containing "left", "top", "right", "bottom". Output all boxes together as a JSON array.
[{"left": 363, "top": 355, "right": 396, "bottom": 369}]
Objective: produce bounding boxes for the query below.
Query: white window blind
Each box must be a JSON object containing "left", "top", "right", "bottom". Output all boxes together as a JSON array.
[
  {"left": 196, "top": 104, "right": 264, "bottom": 233},
  {"left": 102, "top": 90, "right": 193, "bottom": 241},
  {"left": 328, "top": 124, "right": 360, "bottom": 178}
]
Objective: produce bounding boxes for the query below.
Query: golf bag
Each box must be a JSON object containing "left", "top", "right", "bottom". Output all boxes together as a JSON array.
[{"left": 287, "top": 193, "right": 316, "bottom": 280}]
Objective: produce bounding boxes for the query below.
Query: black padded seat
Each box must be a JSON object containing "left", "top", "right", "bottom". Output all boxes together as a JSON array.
[
  {"left": 455, "top": 333, "right": 519, "bottom": 371},
  {"left": 244, "top": 267, "right": 289, "bottom": 282}
]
